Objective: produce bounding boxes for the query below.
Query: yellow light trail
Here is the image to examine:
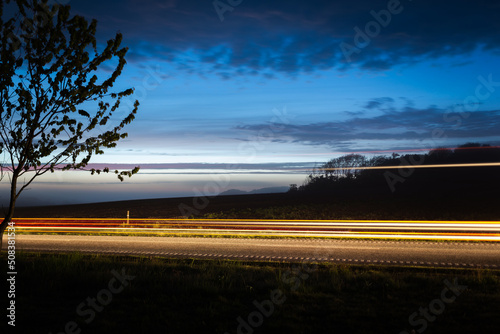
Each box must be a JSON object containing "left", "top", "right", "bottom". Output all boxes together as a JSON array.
[
  {"left": 14, "top": 223, "right": 500, "bottom": 231},
  {"left": 318, "top": 162, "right": 500, "bottom": 171},
  {"left": 15, "top": 227, "right": 500, "bottom": 241},
  {"left": 13, "top": 218, "right": 500, "bottom": 223},
  {"left": 12, "top": 218, "right": 500, "bottom": 242}
]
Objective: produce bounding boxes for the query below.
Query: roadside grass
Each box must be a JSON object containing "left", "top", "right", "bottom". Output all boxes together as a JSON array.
[
  {"left": 9, "top": 252, "right": 500, "bottom": 333},
  {"left": 199, "top": 200, "right": 500, "bottom": 221}
]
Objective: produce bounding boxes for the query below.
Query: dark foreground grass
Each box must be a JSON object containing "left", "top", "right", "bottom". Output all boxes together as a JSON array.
[
  {"left": 3, "top": 252, "right": 500, "bottom": 334},
  {"left": 11, "top": 192, "right": 500, "bottom": 221}
]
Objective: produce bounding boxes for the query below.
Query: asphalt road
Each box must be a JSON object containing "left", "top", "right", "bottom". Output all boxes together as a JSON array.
[{"left": 7, "top": 234, "right": 500, "bottom": 268}]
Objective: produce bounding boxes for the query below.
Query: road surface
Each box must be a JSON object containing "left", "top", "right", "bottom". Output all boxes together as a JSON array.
[{"left": 6, "top": 234, "right": 500, "bottom": 268}]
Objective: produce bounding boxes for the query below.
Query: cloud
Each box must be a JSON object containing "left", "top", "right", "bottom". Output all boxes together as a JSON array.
[
  {"left": 70, "top": 0, "right": 500, "bottom": 77},
  {"left": 235, "top": 101, "right": 500, "bottom": 150},
  {"left": 363, "top": 97, "right": 394, "bottom": 109}
]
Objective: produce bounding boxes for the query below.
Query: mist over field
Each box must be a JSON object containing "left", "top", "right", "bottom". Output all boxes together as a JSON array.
[{"left": 0, "top": 163, "right": 310, "bottom": 207}]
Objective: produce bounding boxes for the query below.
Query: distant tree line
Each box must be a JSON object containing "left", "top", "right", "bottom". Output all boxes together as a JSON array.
[{"left": 290, "top": 143, "right": 500, "bottom": 197}]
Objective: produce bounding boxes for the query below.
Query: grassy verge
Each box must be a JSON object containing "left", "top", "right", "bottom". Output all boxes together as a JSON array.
[
  {"left": 6, "top": 252, "right": 500, "bottom": 333},
  {"left": 198, "top": 197, "right": 500, "bottom": 221}
]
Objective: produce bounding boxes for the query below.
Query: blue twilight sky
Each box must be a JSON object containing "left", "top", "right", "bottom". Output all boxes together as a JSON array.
[
  {"left": 3, "top": 0, "right": 500, "bottom": 206},
  {"left": 60, "top": 0, "right": 500, "bottom": 164}
]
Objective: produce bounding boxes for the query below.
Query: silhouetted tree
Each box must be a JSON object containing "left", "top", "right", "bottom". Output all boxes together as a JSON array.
[
  {"left": 427, "top": 147, "right": 453, "bottom": 164},
  {"left": 300, "top": 143, "right": 500, "bottom": 197},
  {"left": 0, "top": 0, "right": 140, "bottom": 250},
  {"left": 320, "top": 154, "right": 367, "bottom": 180}
]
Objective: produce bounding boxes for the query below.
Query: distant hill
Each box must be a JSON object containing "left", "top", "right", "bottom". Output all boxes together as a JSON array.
[{"left": 218, "top": 186, "right": 289, "bottom": 196}]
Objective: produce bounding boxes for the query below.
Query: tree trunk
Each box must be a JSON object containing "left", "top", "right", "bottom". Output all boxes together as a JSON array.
[
  {"left": 0, "top": 174, "right": 17, "bottom": 253},
  {"left": 1, "top": 216, "right": 12, "bottom": 253}
]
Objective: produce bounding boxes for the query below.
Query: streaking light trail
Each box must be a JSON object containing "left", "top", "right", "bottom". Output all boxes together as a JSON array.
[
  {"left": 13, "top": 218, "right": 500, "bottom": 242},
  {"left": 318, "top": 162, "right": 500, "bottom": 171}
]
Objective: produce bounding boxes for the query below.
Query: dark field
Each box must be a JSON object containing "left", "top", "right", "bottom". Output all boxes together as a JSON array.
[{"left": 10, "top": 191, "right": 500, "bottom": 221}]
